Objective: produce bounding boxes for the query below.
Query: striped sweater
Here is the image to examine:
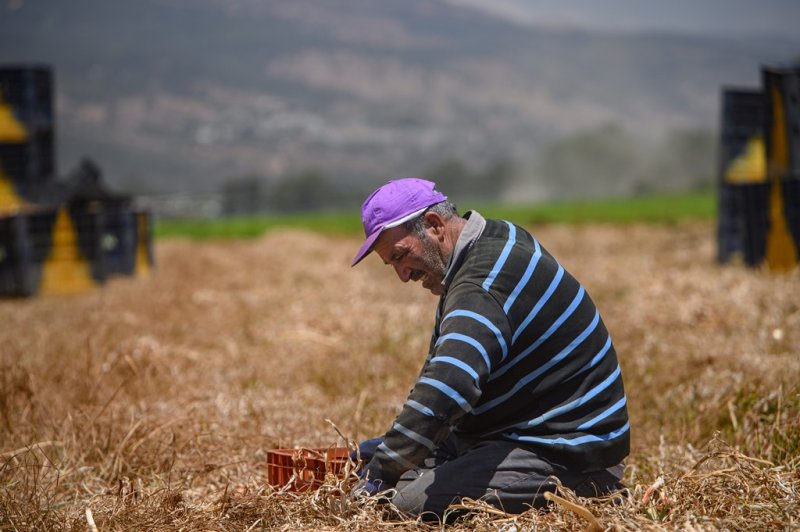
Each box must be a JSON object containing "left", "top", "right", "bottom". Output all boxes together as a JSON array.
[{"left": 365, "top": 212, "right": 630, "bottom": 486}]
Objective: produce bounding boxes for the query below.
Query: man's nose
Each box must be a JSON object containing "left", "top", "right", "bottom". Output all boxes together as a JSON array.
[{"left": 394, "top": 263, "right": 412, "bottom": 282}]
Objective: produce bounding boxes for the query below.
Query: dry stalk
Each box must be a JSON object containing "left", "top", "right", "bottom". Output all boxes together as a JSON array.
[
  {"left": 0, "top": 440, "right": 61, "bottom": 460},
  {"left": 85, "top": 507, "right": 99, "bottom": 532},
  {"left": 447, "top": 497, "right": 514, "bottom": 518},
  {"left": 642, "top": 475, "right": 665, "bottom": 504},
  {"left": 544, "top": 491, "right": 603, "bottom": 532}
]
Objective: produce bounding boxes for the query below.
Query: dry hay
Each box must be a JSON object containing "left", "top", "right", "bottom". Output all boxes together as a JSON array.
[{"left": 0, "top": 221, "right": 798, "bottom": 530}]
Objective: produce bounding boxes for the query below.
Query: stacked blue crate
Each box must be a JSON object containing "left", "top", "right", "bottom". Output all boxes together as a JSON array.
[
  {"left": 716, "top": 88, "right": 768, "bottom": 266},
  {"left": 717, "top": 62, "right": 800, "bottom": 269},
  {"left": 762, "top": 63, "right": 800, "bottom": 270},
  {"left": 0, "top": 64, "right": 154, "bottom": 297}
]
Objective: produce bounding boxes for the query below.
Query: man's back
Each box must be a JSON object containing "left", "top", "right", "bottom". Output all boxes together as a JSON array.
[{"left": 435, "top": 217, "right": 630, "bottom": 473}]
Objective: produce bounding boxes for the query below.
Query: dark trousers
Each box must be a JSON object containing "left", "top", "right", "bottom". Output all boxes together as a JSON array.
[{"left": 389, "top": 435, "right": 624, "bottom": 521}]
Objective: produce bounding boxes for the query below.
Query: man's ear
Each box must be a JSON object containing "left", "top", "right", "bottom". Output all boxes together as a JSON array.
[{"left": 424, "top": 211, "right": 446, "bottom": 237}]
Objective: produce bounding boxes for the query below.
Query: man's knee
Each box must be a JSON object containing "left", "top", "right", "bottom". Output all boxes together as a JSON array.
[
  {"left": 390, "top": 469, "right": 435, "bottom": 517},
  {"left": 390, "top": 468, "right": 543, "bottom": 520},
  {"left": 572, "top": 470, "right": 627, "bottom": 501}
]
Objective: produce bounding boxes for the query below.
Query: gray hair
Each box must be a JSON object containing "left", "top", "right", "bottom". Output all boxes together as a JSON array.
[{"left": 402, "top": 200, "right": 459, "bottom": 238}]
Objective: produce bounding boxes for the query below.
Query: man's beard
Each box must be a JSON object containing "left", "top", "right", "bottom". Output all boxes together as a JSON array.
[{"left": 417, "top": 233, "right": 447, "bottom": 293}]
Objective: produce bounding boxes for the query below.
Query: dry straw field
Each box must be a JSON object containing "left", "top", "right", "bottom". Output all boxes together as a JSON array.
[{"left": 1, "top": 222, "right": 798, "bottom": 530}]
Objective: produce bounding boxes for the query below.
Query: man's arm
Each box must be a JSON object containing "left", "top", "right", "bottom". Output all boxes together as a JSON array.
[{"left": 362, "top": 283, "right": 511, "bottom": 486}]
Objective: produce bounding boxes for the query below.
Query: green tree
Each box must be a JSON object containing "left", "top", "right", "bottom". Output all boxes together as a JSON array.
[
  {"left": 424, "top": 157, "right": 515, "bottom": 203},
  {"left": 537, "top": 123, "right": 646, "bottom": 199},
  {"left": 650, "top": 128, "right": 715, "bottom": 191},
  {"left": 265, "top": 170, "right": 341, "bottom": 212},
  {"left": 424, "top": 157, "right": 473, "bottom": 203},
  {"left": 221, "top": 175, "right": 267, "bottom": 215}
]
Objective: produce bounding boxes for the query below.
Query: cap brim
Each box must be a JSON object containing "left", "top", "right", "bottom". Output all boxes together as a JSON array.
[
  {"left": 351, "top": 228, "right": 383, "bottom": 266},
  {"left": 352, "top": 206, "right": 430, "bottom": 266}
]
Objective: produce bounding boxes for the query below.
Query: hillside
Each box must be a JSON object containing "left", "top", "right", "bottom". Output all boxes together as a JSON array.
[{"left": 1, "top": 0, "right": 798, "bottom": 197}]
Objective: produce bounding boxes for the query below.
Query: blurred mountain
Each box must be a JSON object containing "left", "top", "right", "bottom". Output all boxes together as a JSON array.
[{"left": 2, "top": 0, "right": 798, "bottom": 197}]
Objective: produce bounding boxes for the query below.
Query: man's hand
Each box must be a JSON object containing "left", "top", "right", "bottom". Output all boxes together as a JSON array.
[
  {"left": 350, "top": 436, "right": 383, "bottom": 464},
  {"left": 351, "top": 478, "right": 383, "bottom": 497},
  {"left": 349, "top": 438, "right": 387, "bottom": 499}
]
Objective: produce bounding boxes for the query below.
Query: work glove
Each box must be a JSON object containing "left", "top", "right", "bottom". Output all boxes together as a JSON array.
[
  {"left": 351, "top": 477, "right": 383, "bottom": 497},
  {"left": 350, "top": 436, "right": 383, "bottom": 464},
  {"left": 348, "top": 438, "right": 385, "bottom": 499}
]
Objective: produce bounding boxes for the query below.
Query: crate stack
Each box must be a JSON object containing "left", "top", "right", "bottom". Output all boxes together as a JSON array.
[
  {"left": 716, "top": 89, "right": 766, "bottom": 265},
  {"left": 0, "top": 64, "right": 153, "bottom": 297},
  {"left": 762, "top": 64, "right": 800, "bottom": 270},
  {"left": 717, "top": 62, "right": 800, "bottom": 270},
  {"left": 0, "top": 66, "right": 54, "bottom": 199}
]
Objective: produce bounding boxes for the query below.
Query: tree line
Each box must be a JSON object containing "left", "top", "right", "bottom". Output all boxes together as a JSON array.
[{"left": 219, "top": 124, "right": 715, "bottom": 215}]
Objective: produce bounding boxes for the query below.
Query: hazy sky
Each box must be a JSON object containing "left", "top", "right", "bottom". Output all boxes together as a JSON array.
[{"left": 448, "top": 0, "right": 800, "bottom": 38}]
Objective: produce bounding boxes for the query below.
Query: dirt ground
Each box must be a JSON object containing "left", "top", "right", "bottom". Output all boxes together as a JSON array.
[{"left": 1, "top": 222, "right": 798, "bottom": 530}]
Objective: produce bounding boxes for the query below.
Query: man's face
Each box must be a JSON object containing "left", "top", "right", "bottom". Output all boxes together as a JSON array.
[{"left": 373, "top": 226, "right": 448, "bottom": 295}]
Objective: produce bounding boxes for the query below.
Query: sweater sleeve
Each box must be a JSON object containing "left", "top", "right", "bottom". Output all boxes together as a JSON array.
[{"left": 363, "top": 282, "right": 511, "bottom": 486}]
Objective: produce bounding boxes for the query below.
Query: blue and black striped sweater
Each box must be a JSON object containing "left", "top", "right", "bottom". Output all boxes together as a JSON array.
[{"left": 367, "top": 213, "right": 630, "bottom": 486}]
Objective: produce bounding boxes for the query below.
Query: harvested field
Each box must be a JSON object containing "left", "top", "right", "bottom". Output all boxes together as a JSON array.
[{"left": 1, "top": 221, "right": 798, "bottom": 530}]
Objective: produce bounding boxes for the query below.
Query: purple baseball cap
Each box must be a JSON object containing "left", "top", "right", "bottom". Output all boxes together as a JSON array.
[{"left": 351, "top": 178, "right": 447, "bottom": 266}]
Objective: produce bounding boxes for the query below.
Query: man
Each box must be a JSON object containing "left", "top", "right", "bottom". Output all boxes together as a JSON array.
[{"left": 351, "top": 178, "right": 629, "bottom": 520}]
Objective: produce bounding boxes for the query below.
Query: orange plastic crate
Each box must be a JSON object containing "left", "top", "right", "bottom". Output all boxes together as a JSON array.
[{"left": 267, "top": 447, "right": 351, "bottom": 491}]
